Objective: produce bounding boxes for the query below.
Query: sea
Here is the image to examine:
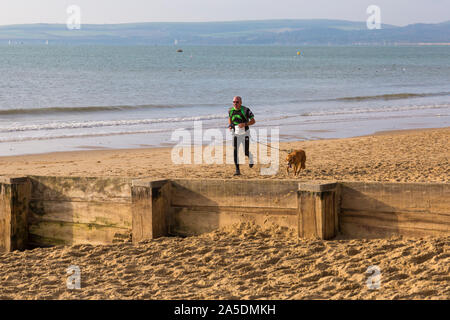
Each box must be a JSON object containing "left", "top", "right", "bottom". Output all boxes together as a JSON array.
[{"left": 0, "top": 45, "right": 449, "bottom": 156}]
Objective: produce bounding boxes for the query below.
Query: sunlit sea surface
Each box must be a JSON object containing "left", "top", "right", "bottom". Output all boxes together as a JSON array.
[{"left": 0, "top": 45, "right": 449, "bottom": 156}]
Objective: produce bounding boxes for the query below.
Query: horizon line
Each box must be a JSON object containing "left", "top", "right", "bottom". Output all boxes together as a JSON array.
[{"left": 2, "top": 17, "right": 449, "bottom": 28}]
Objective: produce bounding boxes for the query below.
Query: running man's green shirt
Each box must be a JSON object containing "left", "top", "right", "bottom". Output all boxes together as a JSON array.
[{"left": 228, "top": 106, "right": 255, "bottom": 132}]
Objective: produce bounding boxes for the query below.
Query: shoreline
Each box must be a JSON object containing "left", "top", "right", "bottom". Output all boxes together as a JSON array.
[{"left": 1, "top": 126, "right": 447, "bottom": 161}]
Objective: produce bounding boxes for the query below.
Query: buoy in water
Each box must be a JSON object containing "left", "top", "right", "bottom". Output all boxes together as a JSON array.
[{"left": 297, "top": 51, "right": 302, "bottom": 56}]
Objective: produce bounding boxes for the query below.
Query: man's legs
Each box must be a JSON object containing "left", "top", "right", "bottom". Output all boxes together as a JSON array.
[
  {"left": 233, "top": 136, "right": 240, "bottom": 175},
  {"left": 234, "top": 134, "right": 253, "bottom": 175},
  {"left": 245, "top": 135, "right": 254, "bottom": 168}
]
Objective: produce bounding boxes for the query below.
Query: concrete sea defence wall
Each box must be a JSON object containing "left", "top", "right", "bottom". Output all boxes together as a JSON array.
[
  {"left": 133, "top": 179, "right": 448, "bottom": 240},
  {"left": 131, "top": 179, "right": 301, "bottom": 241},
  {"left": 169, "top": 179, "right": 299, "bottom": 236},
  {"left": 339, "top": 182, "right": 450, "bottom": 238},
  {"left": 0, "top": 177, "right": 30, "bottom": 251},
  {"left": 0, "top": 175, "right": 449, "bottom": 251},
  {"left": 128, "top": 179, "right": 450, "bottom": 241},
  {"left": 132, "top": 179, "right": 171, "bottom": 242},
  {"left": 27, "top": 176, "right": 133, "bottom": 247}
]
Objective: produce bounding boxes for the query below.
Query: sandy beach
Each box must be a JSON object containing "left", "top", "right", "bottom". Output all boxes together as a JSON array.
[
  {"left": 1, "top": 2, "right": 449, "bottom": 302},
  {"left": 0, "top": 223, "right": 448, "bottom": 300},
  {"left": 0, "top": 127, "right": 448, "bottom": 183},
  {"left": 0, "top": 127, "right": 449, "bottom": 300}
]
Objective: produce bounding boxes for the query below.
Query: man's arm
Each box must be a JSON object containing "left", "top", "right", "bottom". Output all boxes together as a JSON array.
[
  {"left": 239, "top": 107, "right": 255, "bottom": 128},
  {"left": 238, "top": 117, "right": 255, "bottom": 128},
  {"left": 247, "top": 107, "right": 255, "bottom": 126}
]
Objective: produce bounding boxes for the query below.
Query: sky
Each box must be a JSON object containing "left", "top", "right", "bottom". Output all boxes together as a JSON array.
[{"left": 0, "top": 0, "right": 448, "bottom": 26}]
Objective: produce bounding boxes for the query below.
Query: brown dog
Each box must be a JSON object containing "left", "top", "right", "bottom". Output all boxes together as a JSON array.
[{"left": 286, "top": 149, "right": 306, "bottom": 176}]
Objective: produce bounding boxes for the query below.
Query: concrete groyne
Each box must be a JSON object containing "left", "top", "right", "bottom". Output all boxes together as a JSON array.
[{"left": 1, "top": 176, "right": 449, "bottom": 251}]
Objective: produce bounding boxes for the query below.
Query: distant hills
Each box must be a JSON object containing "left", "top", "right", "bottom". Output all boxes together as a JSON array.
[{"left": 1, "top": 19, "right": 449, "bottom": 45}]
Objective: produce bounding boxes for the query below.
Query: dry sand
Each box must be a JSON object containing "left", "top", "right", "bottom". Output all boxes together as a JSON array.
[
  {"left": 0, "top": 127, "right": 448, "bottom": 182},
  {"left": 0, "top": 127, "right": 449, "bottom": 300},
  {"left": 0, "top": 223, "right": 448, "bottom": 300}
]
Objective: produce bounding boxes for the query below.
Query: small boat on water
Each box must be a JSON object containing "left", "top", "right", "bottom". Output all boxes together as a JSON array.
[{"left": 176, "top": 49, "right": 183, "bottom": 53}]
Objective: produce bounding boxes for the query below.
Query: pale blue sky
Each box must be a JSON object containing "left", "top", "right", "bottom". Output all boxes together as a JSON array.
[{"left": 0, "top": 0, "right": 448, "bottom": 26}]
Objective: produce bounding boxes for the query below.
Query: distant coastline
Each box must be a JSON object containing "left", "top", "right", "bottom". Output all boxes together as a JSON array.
[{"left": 1, "top": 19, "right": 449, "bottom": 45}]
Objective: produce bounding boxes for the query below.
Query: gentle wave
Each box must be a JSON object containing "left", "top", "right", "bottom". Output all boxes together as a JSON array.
[
  {"left": 272, "top": 91, "right": 450, "bottom": 105},
  {"left": 2, "top": 92, "right": 449, "bottom": 116},
  {"left": 1, "top": 103, "right": 448, "bottom": 134},
  {"left": 0, "top": 103, "right": 219, "bottom": 116},
  {"left": 0, "top": 114, "right": 227, "bottom": 133},
  {"left": 335, "top": 92, "right": 450, "bottom": 102},
  {"left": 3, "top": 113, "right": 445, "bottom": 144},
  {"left": 0, "top": 129, "right": 168, "bottom": 143},
  {"left": 300, "top": 103, "right": 450, "bottom": 117}
]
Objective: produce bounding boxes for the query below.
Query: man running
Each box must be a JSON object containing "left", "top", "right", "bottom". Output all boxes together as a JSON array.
[{"left": 228, "top": 96, "right": 256, "bottom": 176}]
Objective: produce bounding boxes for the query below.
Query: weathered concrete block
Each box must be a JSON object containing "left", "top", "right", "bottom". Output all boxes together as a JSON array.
[
  {"left": 169, "top": 179, "right": 299, "bottom": 236},
  {"left": 297, "top": 182, "right": 338, "bottom": 240},
  {"left": 0, "top": 177, "right": 30, "bottom": 252},
  {"left": 298, "top": 182, "right": 338, "bottom": 193},
  {"left": 29, "top": 176, "right": 132, "bottom": 202},
  {"left": 171, "top": 179, "right": 299, "bottom": 209},
  {"left": 339, "top": 182, "right": 450, "bottom": 238},
  {"left": 170, "top": 206, "right": 298, "bottom": 236},
  {"left": 131, "top": 179, "right": 170, "bottom": 242},
  {"left": 27, "top": 176, "right": 133, "bottom": 247}
]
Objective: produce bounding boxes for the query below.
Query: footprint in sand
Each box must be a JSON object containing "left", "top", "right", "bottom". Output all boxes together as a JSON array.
[
  {"left": 387, "top": 273, "right": 410, "bottom": 281},
  {"left": 346, "top": 248, "right": 360, "bottom": 256},
  {"left": 409, "top": 252, "right": 436, "bottom": 264}
]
